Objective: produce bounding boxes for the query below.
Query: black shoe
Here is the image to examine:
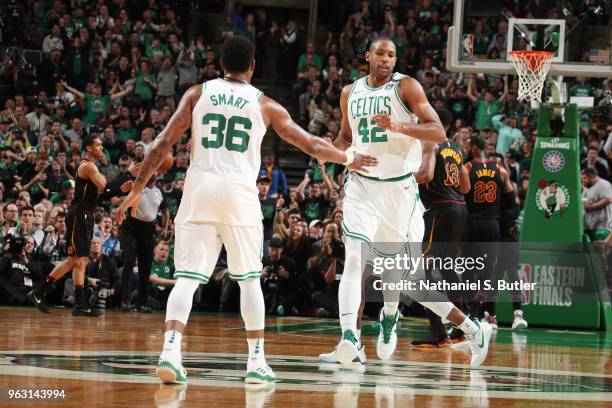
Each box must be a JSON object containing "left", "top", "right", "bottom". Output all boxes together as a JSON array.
[
  {"left": 449, "top": 327, "right": 465, "bottom": 343},
  {"left": 136, "top": 305, "right": 152, "bottom": 313},
  {"left": 72, "top": 305, "right": 103, "bottom": 316},
  {"left": 29, "top": 285, "right": 50, "bottom": 313},
  {"left": 411, "top": 334, "right": 451, "bottom": 348}
]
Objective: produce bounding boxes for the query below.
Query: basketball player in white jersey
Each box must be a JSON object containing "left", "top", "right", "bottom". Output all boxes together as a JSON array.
[
  {"left": 115, "top": 37, "right": 377, "bottom": 384},
  {"left": 329, "top": 37, "right": 492, "bottom": 368}
]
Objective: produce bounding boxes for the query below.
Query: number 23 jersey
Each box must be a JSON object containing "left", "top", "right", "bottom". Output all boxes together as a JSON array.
[
  {"left": 178, "top": 79, "right": 266, "bottom": 226},
  {"left": 465, "top": 159, "right": 503, "bottom": 219}
]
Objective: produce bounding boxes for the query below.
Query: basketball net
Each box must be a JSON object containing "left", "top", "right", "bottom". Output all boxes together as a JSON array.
[{"left": 508, "top": 51, "right": 553, "bottom": 103}]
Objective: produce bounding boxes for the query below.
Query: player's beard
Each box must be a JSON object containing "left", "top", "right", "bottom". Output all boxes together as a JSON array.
[{"left": 372, "top": 68, "right": 392, "bottom": 83}]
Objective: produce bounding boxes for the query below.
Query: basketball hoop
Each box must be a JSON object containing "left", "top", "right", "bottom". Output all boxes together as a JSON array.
[{"left": 508, "top": 51, "right": 554, "bottom": 103}]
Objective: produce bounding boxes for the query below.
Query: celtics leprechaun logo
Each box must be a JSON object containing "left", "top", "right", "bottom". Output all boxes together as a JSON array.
[{"left": 535, "top": 180, "right": 570, "bottom": 219}]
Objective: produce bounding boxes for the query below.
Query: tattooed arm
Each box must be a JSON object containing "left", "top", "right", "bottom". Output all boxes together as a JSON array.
[
  {"left": 114, "top": 84, "right": 200, "bottom": 225},
  {"left": 131, "top": 85, "right": 201, "bottom": 193}
]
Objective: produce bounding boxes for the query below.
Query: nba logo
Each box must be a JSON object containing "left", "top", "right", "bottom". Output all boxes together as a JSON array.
[
  {"left": 462, "top": 34, "right": 474, "bottom": 58},
  {"left": 518, "top": 264, "right": 532, "bottom": 305}
]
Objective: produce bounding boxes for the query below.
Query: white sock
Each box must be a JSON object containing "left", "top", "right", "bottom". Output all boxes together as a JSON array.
[
  {"left": 163, "top": 329, "right": 182, "bottom": 355},
  {"left": 238, "top": 279, "right": 265, "bottom": 331},
  {"left": 247, "top": 338, "right": 265, "bottom": 362},
  {"left": 383, "top": 302, "right": 398, "bottom": 317},
  {"left": 165, "top": 278, "right": 199, "bottom": 324},
  {"left": 458, "top": 316, "right": 479, "bottom": 336},
  {"left": 339, "top": 238, "right": 364, "bottom": 335},
  {"left": 356, "top": 329, "right": 361, "bottom": 341}
]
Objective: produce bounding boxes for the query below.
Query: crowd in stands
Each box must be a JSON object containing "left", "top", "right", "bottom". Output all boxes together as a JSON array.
[{"left": 0, "top": 0, "right": 610, "bottom": 314}]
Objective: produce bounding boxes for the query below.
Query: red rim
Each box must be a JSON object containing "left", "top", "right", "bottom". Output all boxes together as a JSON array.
[
  {"left": 508, "top": 50, "right": 554, "bottom": 58},
  {"left": 508, "top": 51, "right": 554, "bottom": 70}
]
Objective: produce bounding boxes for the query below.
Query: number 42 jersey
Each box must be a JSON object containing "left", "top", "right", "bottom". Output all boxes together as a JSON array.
[
  {"left": 347, "top": 73, "right": 421, "bottom": 180},
  {"left": 177, "top": 79, "right": 266, "bottom": 226}
]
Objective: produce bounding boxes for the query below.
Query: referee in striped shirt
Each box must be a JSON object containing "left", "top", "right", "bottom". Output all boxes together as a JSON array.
[{"left": 118, "top": 175, "right": 169, "bottom": 312}]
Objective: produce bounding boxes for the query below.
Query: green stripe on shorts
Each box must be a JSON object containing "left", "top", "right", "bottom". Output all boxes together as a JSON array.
[
  {"left": 174, "top": 271, "right": 210, "bottom": 283},
  {"left": 352, "top": 172, "right": 413, "bottom": 182},
  {"left": 341, "top": 222, "right": 372, "bottom": 245},
  {"left": 229, "top": 271, "right": 261, "bottom": 281},
  {"left": 372, "top": 244, "right": 408, "bottom": 257}
]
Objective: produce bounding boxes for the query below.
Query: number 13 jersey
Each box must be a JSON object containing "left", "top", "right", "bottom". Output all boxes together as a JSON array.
[
  {"left": 347, "top": 73, "right": 421, "bottom": 180},
  {"left": 419, "top": 141, "right": 465, "bottom": 208},
  {"left": 178, "top": 79, "right": 266, "bottom": 226}
]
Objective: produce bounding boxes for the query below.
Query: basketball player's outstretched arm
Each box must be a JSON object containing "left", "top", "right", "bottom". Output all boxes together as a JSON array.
[
  {"left": 114, "top": 85, "right": 200, "bottom": 224},
  {"left": 334, "top": 84, "right": 353, "bottom": 151},
  {"left": 132, "top": 85, "right": 200, "bottom": 192},
  {"left": 373, "top": 77, "right": 445, "bottom": 143},
  {"left": 260, "top": 94, "right": 378, "bottom": 172}
]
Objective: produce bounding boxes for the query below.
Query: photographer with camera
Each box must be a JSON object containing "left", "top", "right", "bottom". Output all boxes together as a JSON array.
[
  {"left": 0, "top": 235, "right": 41, "bottom": 305},
  {"left": 261, "top": 237, "right": 299, "bottom": 316},
  {"left": 38, "top": 211, "right": 67, "bottom": 280},
  {"left": 0, "top": 203, "right": 19, "bottom": 253},
  {"left": 63, "top": 236, "right": 120, "bottom": 311},
  {"left": 306, "top": 222, "right": 344, "bottom": 317}
]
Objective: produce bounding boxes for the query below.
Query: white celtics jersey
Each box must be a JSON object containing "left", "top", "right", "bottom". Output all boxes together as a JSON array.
[
  {"left": 190, "top": 78, "right": 265, "bottom": 182},
  {"left": 178, "top": 78, "right": 266, "bottom": 226},
  {"left": 347, "top": 72, "right": 421, "bottom": 179}
]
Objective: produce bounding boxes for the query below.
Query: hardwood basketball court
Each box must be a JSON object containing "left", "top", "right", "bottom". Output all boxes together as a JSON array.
[{"left": 1, "top": 307, "right": 610, "bottom": 407}]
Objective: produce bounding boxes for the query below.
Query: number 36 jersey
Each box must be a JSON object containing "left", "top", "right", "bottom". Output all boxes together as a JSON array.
[
  {"left": 177, "top": 79, "right": 266, "bottom": 226},
  {"left": 347, "top": 73, "right": 421, "bottom": 180}
]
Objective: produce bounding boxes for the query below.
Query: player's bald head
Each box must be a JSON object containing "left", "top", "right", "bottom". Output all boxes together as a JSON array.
[{"left": 369, "top": 36, "right": 396, "bottom": 53}]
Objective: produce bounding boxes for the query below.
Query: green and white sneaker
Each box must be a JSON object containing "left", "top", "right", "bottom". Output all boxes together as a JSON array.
[
  {"left": 319, "top": 344, "right": 366, "bottom": 364},
  {"left": 245, "top": 360, "right": 276, "bottom": 384},
  {"left": 318, "top": 346, "right": 339, "bottom": 363},
  {"left": 156, "top": 356, "right": 188, "bottom": 384},
  {"left": 336, "top": 330, "right": 361, "bottom": 366},
  {"left": 512, "top": 310, "right": 528, "bottom": 330},
  {"left": 467, "top": 320, "right": 492, "bottom": 368},
  {"left": 376, "top": 309, "right": 399, "bottom": 360}
]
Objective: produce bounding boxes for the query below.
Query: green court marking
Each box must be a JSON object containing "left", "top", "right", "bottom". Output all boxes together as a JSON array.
[
  {"left": 1, "top": 350, "right": 610, "bottom": 400},
  {"left": 5, "top": 305, "right": 606, "bottom": 349}
]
